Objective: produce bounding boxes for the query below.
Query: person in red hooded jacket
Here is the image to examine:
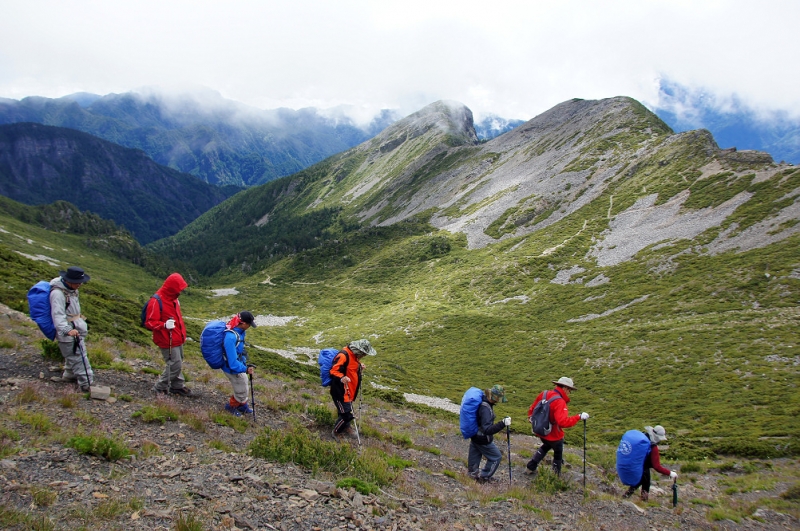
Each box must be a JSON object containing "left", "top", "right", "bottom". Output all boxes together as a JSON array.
[
  {"left": 144, "top": 273, "right": 191, "bottom": 396},
  {"left": 525, "top": 376, "right": 589, "bottom": 477}
]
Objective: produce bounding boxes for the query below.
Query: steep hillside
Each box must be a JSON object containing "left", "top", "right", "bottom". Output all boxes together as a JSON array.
[
  {"left": 0, "top": 91, "right": 398, "bottom": 186},
  {"left": 0, "top": 123, "right": 236, "bottom": 244},
  {"left": 145, "top": 96, "right": 799, "bottom": 461}
]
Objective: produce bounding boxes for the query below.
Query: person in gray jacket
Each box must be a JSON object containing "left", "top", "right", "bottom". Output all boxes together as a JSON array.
[
  {"left": 468, "top": 385, "right": 511, "bottom": 483},
  {"left": 49, "top": 267, "right": 94, "bottom": 391}
]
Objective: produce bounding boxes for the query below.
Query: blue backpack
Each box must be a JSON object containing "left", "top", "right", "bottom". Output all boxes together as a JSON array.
[
  {"left": 459, "top": 387, "right": 484, "bottom": 439},
  {"left": 616, "top": 430, "right": 652, "bottom": 486},
  {"left": 318, "top": 348, "right": 344, "bottom": 387},
  {"left": 140, "top": 294, "right": 162, "bottom": 328},
  {"left": 27, "top": 281, "right": 64, "bottom": 341},
  {"left": 199, "top": 321, "right": 240, "bottom": 369}
]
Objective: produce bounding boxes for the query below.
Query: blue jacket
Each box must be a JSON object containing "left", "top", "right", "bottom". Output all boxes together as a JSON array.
[{"left": 221, "top": 327, "right": 247, "bottom": 374}]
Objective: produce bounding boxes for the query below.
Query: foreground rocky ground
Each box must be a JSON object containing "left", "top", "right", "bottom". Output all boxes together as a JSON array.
[{"left": 0, "top": 305, "right": 797, "bottom": 530}]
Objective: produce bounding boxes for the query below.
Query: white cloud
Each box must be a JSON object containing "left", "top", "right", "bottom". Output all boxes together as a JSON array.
[{"left": 0, "top": 0, "right": 798, "bottom": 121}]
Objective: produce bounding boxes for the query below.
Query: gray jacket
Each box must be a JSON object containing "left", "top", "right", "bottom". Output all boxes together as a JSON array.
[{"left": 49, "top": 277, "right": 87, "bottom": 343}]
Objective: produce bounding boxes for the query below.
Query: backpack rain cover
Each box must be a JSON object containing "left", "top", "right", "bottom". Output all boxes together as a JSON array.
[
  {"left": 616, "top": 429, "right": 651, "bottom": 486},
  {"left": 199, "top": 321, "right": 238, "bottom": 369},
  {"left": 459, "top": 387, "right": 484, "bottom": 439},
  {"left": 318, "top": 348, "right": 341, "bottom": 387},
  {"left": 27, "top": 281, "right": 57, "bottom": 340}
]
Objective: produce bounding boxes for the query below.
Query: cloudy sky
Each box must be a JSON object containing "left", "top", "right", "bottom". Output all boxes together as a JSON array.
[{"left": 1, "top": 0, "right": 798, "bottom": 123}]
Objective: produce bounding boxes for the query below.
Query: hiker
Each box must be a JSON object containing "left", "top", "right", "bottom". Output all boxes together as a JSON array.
[
  {"left": 467, "top": 385, "right": 511, "bottom": 483},
  {"left": 622, "top": 425, "right": 678, "bottom": 501},
  {"left": 144, "top": 273, "right": 191, "bottom": 396},
  {"left": 49, "top": 267, "right": 94, "bottom": 392},
  {"left": 329, "top": 339, "right": 377, "bottom": 437},
  {"left": 222, "top": 311, "right": 257, "bottom": 416},
  {"left": 525, "top": 376, "right": 589, "bottom": 477}
]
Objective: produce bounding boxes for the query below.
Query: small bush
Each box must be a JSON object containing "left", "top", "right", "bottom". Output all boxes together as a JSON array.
[
  {"left": 118, "top": 394, "right": 133, "bottom": 402},
  {"left": 336, "top": 477, "right": 380, "bottom": 495},
  {"left": 132, "top": 404, "right": 178, "bottom": 424},
  {"left": 87, "top": 348, "right": 113, "bottom": 368},
  {"left": 208, "top": 439, "right": 234, "bottom": 453},
  {"left": 13, "top": 384, "right": 42, "bottom": 404},
  {"left": 110, "top": 361, "right": 133, "bottom": 373},
  {"left": 211, "top": 411, "right": 249, "bottom": 433},
  {"left": 781, "top": 483, "right": 800, "bottom": 500},
  {"left": 66, "top": 434, "right": 131, "bottom": 461},
  {"left": 530, "top": 466, "right": 571, "bottom": 494},
  {"left": 139, "top": 440, "right": 162, "bottom": 458},
  {"left": 30, "top": 487, "right": 57, "bottom": 507},
  {"left": 141, "top": 367, "right": 160, "bottom": 375},
  {"left": 681, "top": 462, "right": 704, "bottom": 474},
  {"left": 39, "top": 339, "right": 61, "bottom": 361},
  {"left": 308, "top": 404, "right": 335, "bottom": 426},
  {"left": 174, "top": 511, "right": 205, "bottom": 531},
  {"left": 14, "top": 410, "right": 53, "bottom": 434},
  {"left": 56, "top": 391, "right": 78, "bottom": 408}
]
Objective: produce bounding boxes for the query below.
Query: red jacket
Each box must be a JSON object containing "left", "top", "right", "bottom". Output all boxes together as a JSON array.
[
  {"left": 145, "top": 273, "right": 187, "bottom": 349},
  {"left": 527, "top": 387, "right": 580, "bottom": 441}
]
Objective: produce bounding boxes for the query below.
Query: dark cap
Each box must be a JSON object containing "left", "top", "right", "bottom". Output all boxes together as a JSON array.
[
  {"left": 239, "top": 311, "right": 257, "bottom": 327},
  {"left": 59, "top": 266, "right": 90, "bottom": 285}
]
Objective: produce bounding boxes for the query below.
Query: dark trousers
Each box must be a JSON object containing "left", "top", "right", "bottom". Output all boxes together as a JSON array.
[
  {"left": 332, "top": 398, "right": 354, "bottom": 434},
  {"left": 526, "top": 438, "right": 565, "bottom": 473},
  {"left": 632, "top": 465, "right": 652, "bottom": 492}
]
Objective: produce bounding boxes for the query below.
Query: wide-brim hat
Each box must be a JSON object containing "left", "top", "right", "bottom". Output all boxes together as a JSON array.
[
  {"left": 645, "top": 425, "right": 667, "bottom": 443},
  {"left": 552, "top": 376, "right": 577, "bottom": 390},
  {"left": 59, "top": 266, "right": 90, "bottom": 284},
  {"left": 349, "top": 339, "right": 377, "bottom": 356}
]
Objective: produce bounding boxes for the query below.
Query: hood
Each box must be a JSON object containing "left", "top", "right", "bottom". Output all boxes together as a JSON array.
[{"left": 157, "top": 273, "right": 188, "bottom": 299}]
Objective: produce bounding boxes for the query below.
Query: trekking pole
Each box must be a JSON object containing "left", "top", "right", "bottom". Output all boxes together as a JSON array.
[
  {"left": 248, "top": 366, "right": 257, "bottom": 422},
  {"left": 167, "top": 329, "right": 172, "bottom": 393},
  {"left": 672, "top": 477, "right": 678, "bottom": 507},
  {"left": 583, "top": 419, "right": 587, "bottom": 495},
  {"left": 506, "top": 425, "right": 512, "bottom": 484},
  {"left": 74, "top": 335, "right": 91, "bottom": 394}
]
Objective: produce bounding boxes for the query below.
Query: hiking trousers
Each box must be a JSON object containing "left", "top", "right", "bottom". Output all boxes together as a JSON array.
[
  {"left": 468, "top": 440, "right": 502, "bottom": 479},
  {"left": 332, "top": 398, "right": 355, "bottom": 434},
  {"left": 57, "top": 339, "right": 93, "bottom": 387},
  {"left": 154, "top": 345, "right": 185, "bottom": 392},
  {"left": 224, "top": 371, "right": 250, "bottom": 404},
  {"left": 527, "top": 438, "right": 565, "bottom": 474}
]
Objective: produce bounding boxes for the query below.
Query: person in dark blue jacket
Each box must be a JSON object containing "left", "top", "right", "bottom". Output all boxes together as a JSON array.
[
  {"left": 468, "top": 385, "right": 511, "bottom": 483},
  {"left": 222, "top": 311, "right": 257, "bottom": 416}
]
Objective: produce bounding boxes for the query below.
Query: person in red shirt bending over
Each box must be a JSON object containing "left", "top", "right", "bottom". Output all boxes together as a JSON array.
[
  {"left": 329, "top": 339, "right": 377, "bottom": 438},
  {"left": 525, "top": 376, "right": 589, "bottom": 477},
  {"left": 623, "top": 425, "right": 678, "bottom": 501}
]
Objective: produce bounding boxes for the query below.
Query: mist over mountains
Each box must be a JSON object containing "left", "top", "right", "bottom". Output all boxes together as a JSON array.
[{"left": 0, "top": 88, "right": 399, "bottom": 187}]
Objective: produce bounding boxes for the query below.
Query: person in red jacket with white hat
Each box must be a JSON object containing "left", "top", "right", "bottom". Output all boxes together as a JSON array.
[{"left": 525, "top": 376, "right": 589, "bottom": 477}]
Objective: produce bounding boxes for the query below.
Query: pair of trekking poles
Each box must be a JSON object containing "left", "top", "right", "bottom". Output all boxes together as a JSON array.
[{"left": 341, "top": 382, "right": 362, "bottom": 446}]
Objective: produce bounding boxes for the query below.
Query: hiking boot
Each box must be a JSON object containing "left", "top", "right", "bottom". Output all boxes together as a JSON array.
[
  {"left": 524, "top": 464, "right": 539, "bottom": 476},
  {"left": 169, "top": 387, "right": 192, "bottom": 397},
  {"left": 153, "top": 387, "right": 168, "bottom": 395},
  {"left": 224, "top": 403, "right": 243, "bottom": 416},
  {"left": 622, "top": 486, "right": 636, "bottom": 499},
  {"left": 640, "top": 491, "right": 649, "bottom": 502},
  {"left": 50, "top": 376, "right": 77, "bottom": 383},
  {"left": 80, "top": 385, "right": 91, "bottom": 393},
  {"left": 236, "top": 403, "right": 254, "bottom": 415},
  {"left": 476, "top": 476, "right": 498, "bottom": 484}
]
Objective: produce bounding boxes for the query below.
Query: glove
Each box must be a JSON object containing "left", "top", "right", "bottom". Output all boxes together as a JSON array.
[
  {"left": 670, "top": 471, "right": 678, "bottom": 479},
  {"left": 580, "top": 412, "right": 590, "bottom": 420},
  {"left": 165, "top": 319, "right": 176, "bottom": 330},
  {"left": 503, "top": 417, "right": 511, "bottom": 426}
]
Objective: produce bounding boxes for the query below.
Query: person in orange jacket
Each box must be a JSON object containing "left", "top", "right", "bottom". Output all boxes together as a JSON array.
[
  {"left": 525, "top": 376, "right": 589, "bottom": 476},
  {"left": 329, "top": 339, "right": 377, "bottom": 437},
  {"left": 144, "top": 273, "right": 190, "bottom": 396}
]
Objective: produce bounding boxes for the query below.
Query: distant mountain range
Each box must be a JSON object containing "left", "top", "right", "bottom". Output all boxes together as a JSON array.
[
  {"left": 0, "top": 89, "right": 399, "bottom": 186},
  {"left": 652, "top": 80, "right": 800, "bottom": 165},
  {"left": 0, "top": 122, "right": 236, "bottom": 244}
]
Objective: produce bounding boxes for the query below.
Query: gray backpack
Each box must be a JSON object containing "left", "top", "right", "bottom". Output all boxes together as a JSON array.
[{"left": 530, "top": 390, "right": 560, "bottom": 437}]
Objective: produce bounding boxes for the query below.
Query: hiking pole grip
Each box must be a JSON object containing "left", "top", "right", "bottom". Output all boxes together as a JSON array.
[{"left": 672, "top": 477, "right": 678, "bottom": 507}]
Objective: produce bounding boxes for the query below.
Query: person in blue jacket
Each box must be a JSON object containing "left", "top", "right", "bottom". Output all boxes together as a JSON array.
[{"left": 222, "top": 311, "right": 257, "bottom": 416}]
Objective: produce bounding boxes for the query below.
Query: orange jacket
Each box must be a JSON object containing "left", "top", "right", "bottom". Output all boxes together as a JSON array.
[
  {"left": 527, "top": 387, "right": 580, "bottom": 441},
  {"left": 329, "top": 346, "right": 363, "bottom": 402}
]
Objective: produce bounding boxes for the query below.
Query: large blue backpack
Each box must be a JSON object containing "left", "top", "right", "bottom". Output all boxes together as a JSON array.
[
  {"left": 27, "top": 281, "right": 63, "bottom": 341},
  {"left": 199, "top": 321, "right": 240, "bottom": 369},
  {"left": 459, "top": 387, "right": 484, "bottom": 439},
  {"left": 616, "top": 430, "right": 652, "bottom": 486},
  {"left": 318, "top": 348, "right": 344, "bottom": 387}
]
